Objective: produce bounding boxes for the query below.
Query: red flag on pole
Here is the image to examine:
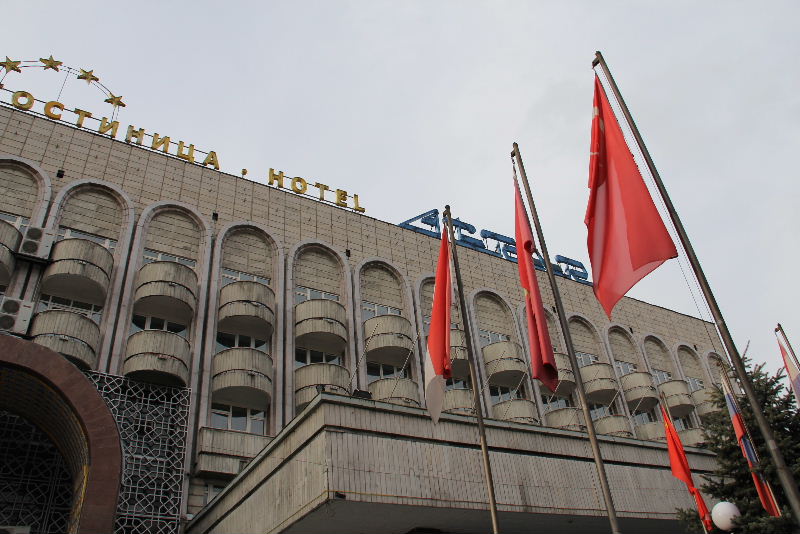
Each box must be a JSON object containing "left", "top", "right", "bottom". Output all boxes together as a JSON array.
[
  {"left": 514, "top": 179, "right": 558, "bottom": 392},
  {"left": 660, "top": 405, "right": 714, "bottom": 531},
  {"left": 586, "top": 76, "right": 678, "bottom": 317},
  {"left": 424, "top": 228, "right": 453, "bottom": 423}
]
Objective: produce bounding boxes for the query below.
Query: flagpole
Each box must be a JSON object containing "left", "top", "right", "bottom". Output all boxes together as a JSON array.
[
  {"left": 777, "top": 324, "right": 800, "bottom": 370},
  {"left": 443, "top": 205, "right": 501, "bottom": 534},
  {"left": 593, "top": 50, "right": 800, "bottom": 523},
  {"left": 511, "top": 144, "right": 622, "bottom": 534}
]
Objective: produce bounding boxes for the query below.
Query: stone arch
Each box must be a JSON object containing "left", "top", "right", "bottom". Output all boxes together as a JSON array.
[
  {"left": 220, "top": 226, "right": 277, "bottom": 281},
  {"left": 293, "top": 242, "right": 346, "bottom": 297},
  {"left": 707, "top": 352, "right": 728, "bottom": 385},
  {"left": 0, "top": 335, "right": 121, "bottom": 533},
  {"left": 474, "top": 291, "right": 518, "bottom": 344},
  {"left": 46, "top": 179, "right": 135, "bottom": 244},
  {"left": 0, "top": 155, "right": 52, "bottom": 226},
  {"left": 568, "top": 315, "right": 607, "bottom": 363},
  {"left": 643, "top": 335, "right": 676, "bottom": 377},
  {"left": 359, "top": 260, "right": 405, "bottom": 312},
  {"left": 677, "top": 345, "right": 704, "bottom": 383},
  {"left": 608, "top": 326, "right": 642, "bottom": 368}
]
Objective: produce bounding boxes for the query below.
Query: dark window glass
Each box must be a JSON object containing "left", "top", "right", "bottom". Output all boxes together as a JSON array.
[
  {"left": 295, "top": 348, "right": 308, "bottom": 367},
  {"left": 250, "top": 419, "right": 265, "bottom": 436},
  {"left": 310, "top": 350, "right": 324, "bottom": 364},
  {"left": 230, "top": 406, "right": 247, "bottom": 431},
  {"left": 239, "top": 335, "right": 251, "bottom": 348},
  {"left": 150, "top": 317, "right": 165, "bottom": 330},
  {"left": 367, "top": 362, "right": 381, "bottom": 378},
  {"left": 131, "top": 314, "right": 146, "bottom": 333},
  {"left": 254, "top": 339, "right": 267, "bottom": 350},
  {"left": 167, "top": 322, "right": 186, "bottom": 336},
  {"left": 216, "top": 332, "right": 236, "bottom": 352}
]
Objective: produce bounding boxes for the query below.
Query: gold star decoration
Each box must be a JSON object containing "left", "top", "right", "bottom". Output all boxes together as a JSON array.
[
  {"left": 104, "top": 93, "right": 126, "bottom": 108},
  {"left": 39, "top": 55, "right": 62, "bottom": 71},
  {"left": 77, "top": 68, "right": 99, "bottom": 84},
  {"left": 0, "top": 57, "right": 22, "bottom": 74}
]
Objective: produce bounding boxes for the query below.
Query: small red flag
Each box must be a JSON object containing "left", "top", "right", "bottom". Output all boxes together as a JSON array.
[
  {"left": 424, "top": 228, "right": 452, "bottom": 423},
  {"left": 514, "top": 180, "right": 558, "bottom": 392},
  {"left": 586, "top": 76, "right": 678, "bottom": 317},
  {"left": 661, "top": 405, "right": 714, "bottom": 532}
]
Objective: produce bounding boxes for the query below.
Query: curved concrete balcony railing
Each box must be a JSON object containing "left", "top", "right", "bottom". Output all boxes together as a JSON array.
[
  {"left": 218, "top": 281, "right": 276, "bottom": 338},
  {"left": 294, "top": 362, "right": 350, "bottom": 410},
  {"left": 30, "top": 310, "right": 101, "bottom": 370},
  {"left": 483, "top": 341, "right": 528, "bottom": 387},
  {"left": 363, "top": 315, "right": 414, "bottom": 363},
  {"left": 545, "top": 406, "right": 585, "bottom": 432},
  {"left": 195, "top": 427, "right": 273, "bottom": 477},
  {"left": 212, "top": 348, "right": 274, "bottom": 406},
  {"left": 538, "top": 352, "right": 576, "bottom": 397},
  {"left": 295, "top": 299, "right": 348, "bottom": 354},
  {"left": 579, "top": 363, "right": 619, "bottom": 404},
  {"left": 594, "top": 415, "right": 632, "bottom": 437},
  {"left": 124, "top": 329, "right": 191, "bottom": 387},
  {"left": 449, "top": 328, "right": 469, "bottom": 376},
  {"left": 492, "top": 398, "right": 538, "bottom": 425},
  {"left": 658, "top": 380, "right": 694, "bottom": 418},
  {"left": 679, "top": 428, "right": 705, "bottom": 447},
  {"left": 621, "top": 372, "right": 659, "bottom": 413},
  {"left": 634, "top": 421, "right": 665, "bottom": 441},
  {"left": 0, "top": 220, "right": 21, "bottom": 286},
  {"left": 368, "top": 377, "right": 420, "bottom": 407},
  {"left": 443, "top": 388, "right": 475, "bottom": 415},
  {"left": 691, "top": 388, "right": 720, "bottom": 418},
  {"left": 134, "top": 261, "right": 198, "bottom": 316},
  {"left": 41, "top": 239, "right": 114, "bottom": 301}
]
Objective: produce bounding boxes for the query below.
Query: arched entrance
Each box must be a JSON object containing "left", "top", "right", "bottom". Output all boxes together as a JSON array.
[{"left": 0, "top": 335, "right": 122, "bottom": 533}]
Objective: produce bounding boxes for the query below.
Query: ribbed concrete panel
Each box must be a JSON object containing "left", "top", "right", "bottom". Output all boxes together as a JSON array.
[
  {"left": 678, "top": 428, "right": 705, "bottom": 447},
  {"left": 30, "top": 310, "right": 100, "bottom": 369},
  {"left": 295, "top": 299, "right": 348, "bottom": 353},
  {"left": 124, "top": 330, "right": 191, "bottom": 386},
  {"left": 218, "top": 281, "right": 276, "bottom": 336},
  {"left": 294, "top": 363, "right": 350, "bottom": 409},
  {"left": 634, "top": 421, "right": 666, "bottom": 441},
  {"left": 0, "top": 220, "right": 20, "bottom": 285},
  {"left": 443, "top": 388, "right": 474, "bottom": 414},
  {"left": 621, "top": 372, "right": 659, "bottom": 412},
  {"left": 134, "top": 261, "right": 198, "bottom": 314},
  {"left": 492, "top": 398, "right": 538, "bottom": 424},
  {"left": 545, "top": 406, "right": 585, "bottom": 431},
  {"left": 195, "top": 427, "right": 272, "bottom": 477},
  {"left": 658, "top": 380, "right": 694, "bottom": 418},
  {"left": 364, "top": 315, "right": 414, "bottom": 363},
  {"left": 579, "top": 363, "right": 618, "bottom": 404},
  {"left": 594, "top": 415, "right": 632, "bottom": 437},
  {"left": 41, "top": 240, "right": 114, "bottom": 301},
  {"left": 368, "top": 377, "right": 420, "bottom": 407},
  {"left": 692, "top": 388, "right": 719, "bottom": 418},
  {"left": 212, "top": 348, "right": 274, "bottom": 405},
  {"left": 449, "top": 328, "right": 469, "bottom": 376},
  {"left": 483, "top": 341, "right": 527, "bottom": 387}
]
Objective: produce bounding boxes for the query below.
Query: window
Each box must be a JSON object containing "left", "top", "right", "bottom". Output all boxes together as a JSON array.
[
  {"left": 57, "top": 226, "right": 117, "bottom": 252},
  {"left": 422, "top": 316, "right": 460, "bottom": 336},
  {"left": 445, "top": 377, "right": 471, "bottom": 391},
  {"left": 221, "top": 267, "right": 270, "bottom": 287},
  {"left": 362, "top": 301, "right": 402, "bottom": 321},
  {"left": 37, "top": 294, "right": 103, "bottom": 322},
  {"left": 614, "top": 360, "right": 637, "bottom": 376},
  {"left": 130, "top": 314, "right": 188, "bottom": 338},
  {"left": 589, "top": 403, "right": 616, "bottom": 421},
  {"left": 294, "top": 286, "right": 339, "bottom": 304},
  {"left": 295, "top": 347, "right": 341, "bottom": 368},
  {"left": 673, "top": 416, "right": 694, "bottom": 431},
  {"left": 575, "top": 352, "right": 599, "bottom": 367},
  {"left": 205, "top": 483, "right": 226, "bottom": 504},
  {"left": 632, "top": 409, "right": 656, "bottom": 426},
  {"left": 489, "top": 384, "right": 525, "bottom": 404},
  {"left": 0, "top": 211, "right": 29, "bottom": 234},
  {"left": 367, "top": 361, "right": 409, "bottom": 382},
  {"left": 652, "top": 369, "right": 672, "bottom": 385},
  {"left": 143, "top": 248, "right": 196, "bottom": 268},
  {"left": 686, "top": 376, "right": 705, "bottom": 392},
  {"left": 211, "top": 403, "right": 266, "bottom": 435},
  {"left": 478, "top": 329, "right": 511, "bottom": 348},
  {"left": 542, "top": 395, "right": 573, "bottom": 412},
  {"left": 216, "top": 331, "right": 267, "bottom": 353}
]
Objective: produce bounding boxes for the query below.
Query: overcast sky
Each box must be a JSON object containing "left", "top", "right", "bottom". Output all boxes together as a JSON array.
[{"left": 4, "top": 1, "right": 798, "bottom": 380}]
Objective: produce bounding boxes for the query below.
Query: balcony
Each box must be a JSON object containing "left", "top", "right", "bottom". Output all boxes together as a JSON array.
[
  {"left": 679, "top": 428, "right": 705, "bottom": 447},
  {"left": 658, "top": 380, "right": 694, "bottom": 418},
  {"left": 212, "top": 348, "right": 273, "bottom": 406},
  {"left": 218, "top": 281, "right": 275, "bottom": 338},
  {"left": 482, "top": 341, "right": 528, "bottom": 387},
  {"left": 491, "top": 398, "right": 538, "bottom": 425},
  {"left": 294, "top": 363, "right": 350, "bottom": 410},
  {"left": 0, "top": 220, "right": 21, "bottom": 286},
  {"left": 545, "top": 407, "right": 585, "bottom": 432},
  {"left": 443, "top": 388, "right": 474, "bottom": 415},
  {"left": 620, "top": 372, "right": 659, "bottom": 413},
  {"left": 538, "top": 352, "right": 576, "bottom": 397},
  {"left": 295, "top": 299, "right": 348, "bottom": 354},
  {"left": 30, "top": 310, "right": 100, "bottom": 370},
  {"left": 134, "top": 261, "right": 198, "bottom": 321},
  {"left": 634, "top": 421, "right": 665, "bottom": 441},
  {"left": 579, "top": 363, "right": 619, "bottom": 404},
  {"left": 449, "top": 328, "right": 469, "bottom": 377},
  {"left": 124, "top": 329, "right": 191, "bottom": 387},
  {"left": 368, "top": 377, "right": 420, "bottom": 407},
  {"left": 41, "top": 239, "right": 114, "bottom": 302},
  {"left": 594, "top": 415, "right": 632, "bottom": 437},
  {"left": 691, "top": 388, "right": 719, "bottom": 418},
  {"left": 195, "top": 427, "right": 272, "bottom": 477},
  {"left": 363, "top": 315, "right": 414, "bottom": 363}
]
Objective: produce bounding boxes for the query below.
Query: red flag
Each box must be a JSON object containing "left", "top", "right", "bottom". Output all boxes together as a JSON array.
[
  {"left": 514, "top": 180, "right": 558, "bottom": 392},
  {"left": 661, "top": 406, "right": 714, "bottom": 531},
  {"left": 424, "top": 228, "right": 452, "bottom": 423},
  {"left": 586, "top": 76, "right": 678, "bottom": 317}
]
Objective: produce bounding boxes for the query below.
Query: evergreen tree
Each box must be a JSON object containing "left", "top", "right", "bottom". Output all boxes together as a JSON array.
[{"left": 678, "top": 358, "right": 800, "bottom": 533}]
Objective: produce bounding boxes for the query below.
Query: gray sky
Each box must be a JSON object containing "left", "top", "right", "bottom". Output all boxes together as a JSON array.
[{"left": 5, "top": 1, "right": 799, "bottom": 379}]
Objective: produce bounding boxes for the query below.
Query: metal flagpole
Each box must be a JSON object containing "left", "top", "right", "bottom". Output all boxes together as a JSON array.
[
  {"left": 443, "top": 205, "right": 501, "bottom": 534},
  {"left": 593, "top": 50, "right": 800, "bottom": 525},
  {"left": 777, "top": 324, "right": 800, "bottom": 370},
  {"left": 511, "top": 144, "right": 622, "bottom": 534}
]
